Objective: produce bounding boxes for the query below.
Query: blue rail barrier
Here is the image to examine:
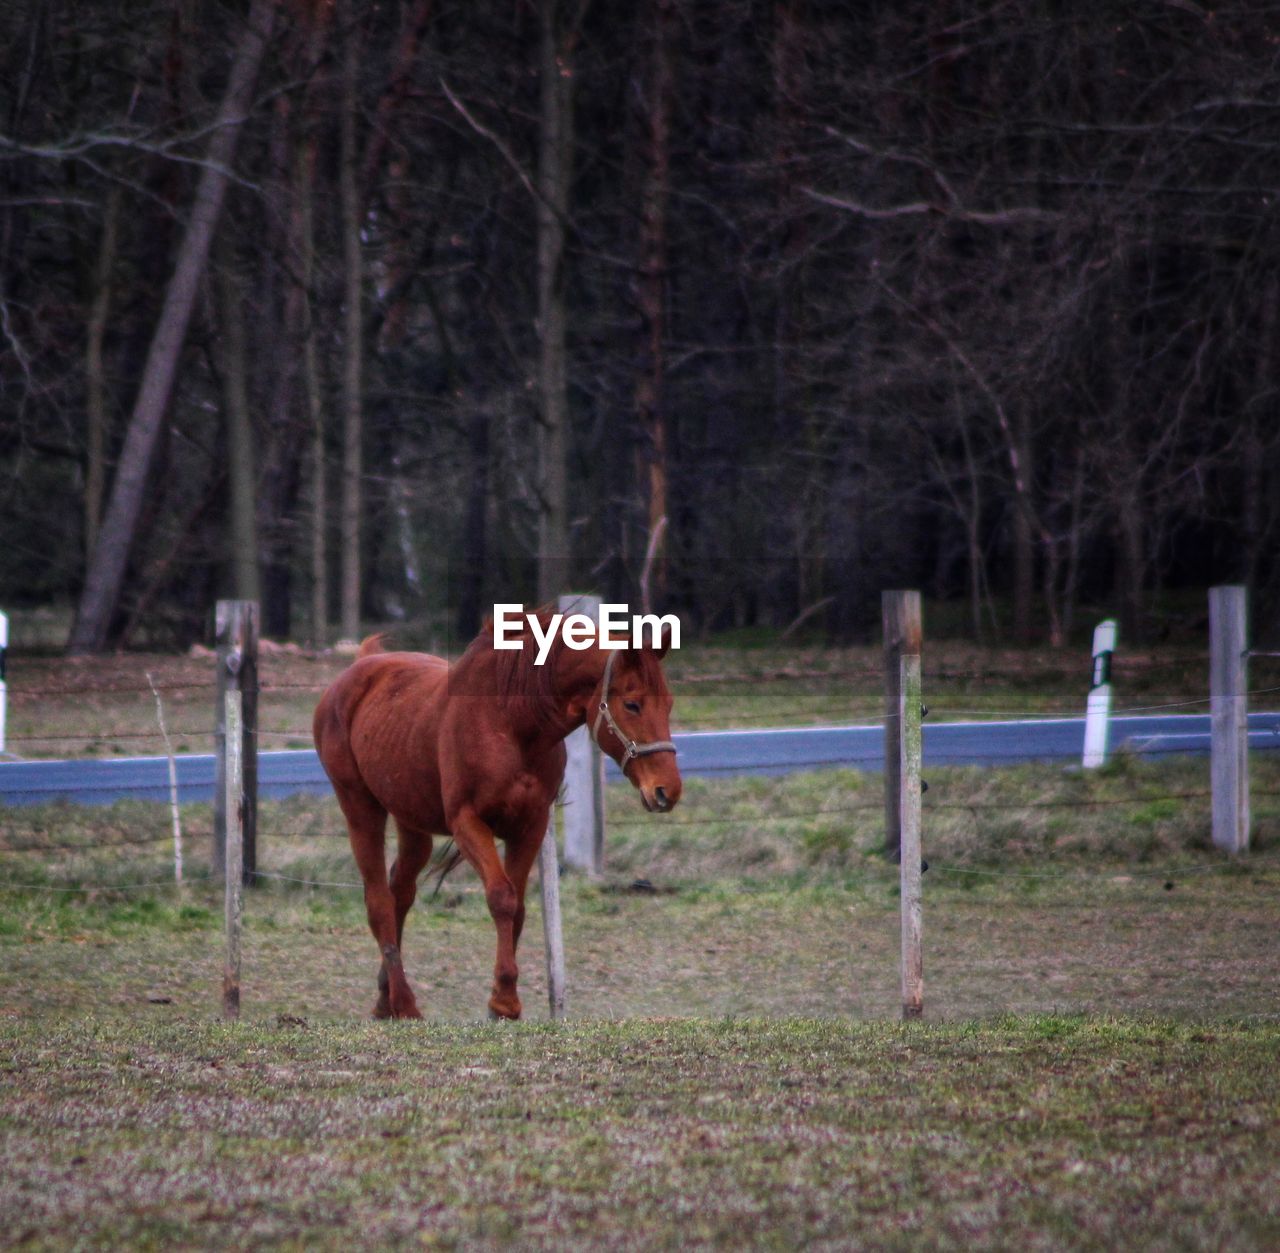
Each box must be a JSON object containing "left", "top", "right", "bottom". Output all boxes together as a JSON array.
[{"left": 0, "top": 714, "right": 1277, "bottom": 807}]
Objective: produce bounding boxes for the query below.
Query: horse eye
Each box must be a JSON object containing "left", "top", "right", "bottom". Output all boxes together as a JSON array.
[{"left": 623, "top": 700, "right": 641, "bottom": 715}]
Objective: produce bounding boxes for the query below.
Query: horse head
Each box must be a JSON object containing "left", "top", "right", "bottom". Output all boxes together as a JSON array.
[{"left": 588, "top": 625, "right": 682, "bottom": 813}]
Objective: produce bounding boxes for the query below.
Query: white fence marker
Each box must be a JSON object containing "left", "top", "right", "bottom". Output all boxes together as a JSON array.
[{"left": 1082, "top": 618, "right": 1118, "bottom": 769}]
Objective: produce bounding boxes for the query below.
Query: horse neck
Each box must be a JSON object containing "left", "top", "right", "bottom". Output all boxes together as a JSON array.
[
  {"left": 483, "top": 637, "right": 603, "bottom": 749},
  {"left": 540, "top": 642, "right": 608, "bottom": 742}
]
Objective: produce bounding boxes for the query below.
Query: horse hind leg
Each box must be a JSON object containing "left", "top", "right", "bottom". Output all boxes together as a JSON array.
[
  {"left": 391, "top": 820, "right": 435, "bottom": 948},
  {"left": 373, "top": 820, "right": 435, "bottom": 1015},
  {"left": 338, "top": 785, "right": 421, "bottom": 1020}
]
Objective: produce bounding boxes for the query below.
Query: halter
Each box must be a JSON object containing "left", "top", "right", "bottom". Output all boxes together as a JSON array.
[{"left": 590, "top": 648, "right": 678, "bottom": 769}]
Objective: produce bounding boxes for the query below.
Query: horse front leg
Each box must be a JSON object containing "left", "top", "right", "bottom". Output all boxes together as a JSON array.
[
  {"left": 501, "top": 820, "right": 551, "bottom": 974},
  {"left": 450, "top": 809, "right": 531, "bottom": 1020}
]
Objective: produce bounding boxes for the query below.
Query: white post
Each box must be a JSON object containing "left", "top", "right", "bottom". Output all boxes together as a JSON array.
[
  {"left": 223, "top": 688, "right": 243, "bottom": 1019},
  {"left": 0, "top": 611, "right": 7, "bottom": 756},
  {"left": 538, "top": 814, "right": 566, "bottom": 1020},
  {"left": 557, "top": 593, "right": 606, "bottom": 875},
  {"left": 1210, "top": 586, "right": 1249, "bottom": 854},
  {"left": 1082, "top": 618, "right": 1118, "bottom": 769}
]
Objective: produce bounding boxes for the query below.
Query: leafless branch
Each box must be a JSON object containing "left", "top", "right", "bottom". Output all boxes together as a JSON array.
[
  {"left": 801, "top": 186, "right": 1060, "bottom": 226},
  {"left": 639, "top": 515, "right": 667, "bottom": 616},
  {"left": 438, "top": 78, "right": 540, "bottom": 205}
]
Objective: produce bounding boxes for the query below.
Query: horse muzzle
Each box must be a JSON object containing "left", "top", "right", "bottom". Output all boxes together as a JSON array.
[{"left": 640, "top": 779, "right": 681, "bottom": 813}]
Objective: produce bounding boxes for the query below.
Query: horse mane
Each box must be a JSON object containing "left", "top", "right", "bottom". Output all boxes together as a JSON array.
[{"left": 460, "top": 606, "right": 568, "bottom": 726}]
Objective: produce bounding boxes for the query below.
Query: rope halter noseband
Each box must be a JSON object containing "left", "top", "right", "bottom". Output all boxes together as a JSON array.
[{"left": 590, "top": 647, "right": 677, "bottom": 769}]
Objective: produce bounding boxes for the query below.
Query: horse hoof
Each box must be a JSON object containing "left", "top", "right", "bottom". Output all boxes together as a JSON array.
[
  {"left": 487, "top": 1005, "right": 521, "bottom": 1022},
  {"left": 374, "top": 1000, "right": 421, "bottom": 1021}
]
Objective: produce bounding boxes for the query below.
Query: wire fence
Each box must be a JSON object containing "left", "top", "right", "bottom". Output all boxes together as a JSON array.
[
  {"left": 2, "top": 642, "right": 1279, "bottom": 898},
  {"left": 4, "top": 761, "right": 1278, "bottom": 894},
  {"left": 5, "top": 652, "right": 1278, "bottom": 740}
]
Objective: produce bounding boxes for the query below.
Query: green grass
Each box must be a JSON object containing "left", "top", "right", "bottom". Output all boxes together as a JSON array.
[
  {"left": 1, "top": 821, "right": 1277, "bottom": 1250},
  {"left": 3, "top": 642, "right": 1279, "bottom": 1247},
  {"left": 1, "top": 1014, "right": 1278, "bottom": 1249},
  {"left": 2, "top": 756, "right": 1277, "bottom": 1025}
]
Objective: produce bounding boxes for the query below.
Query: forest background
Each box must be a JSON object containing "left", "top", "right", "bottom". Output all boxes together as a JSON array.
[{"left": 2, "top": 0, "right": 1279, "bottom": 655}]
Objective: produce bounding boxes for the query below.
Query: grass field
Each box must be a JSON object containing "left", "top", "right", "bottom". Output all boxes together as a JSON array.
[
  {"left": 3, "top": 762, "right": 1280, "bottom": 1248},
  {"left": 2, "top": 1014, "right": 1278, "bottom": 1250},
  {"left": 2, "top": 643, "right": 1279, "bottom": 1247}
]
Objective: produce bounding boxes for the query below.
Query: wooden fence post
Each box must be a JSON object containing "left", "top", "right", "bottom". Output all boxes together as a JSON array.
[
  {"left": 223, "top": 686, "right": 243, "bottom": 1019},
  {"left": 1082, "top": 618, "right": 1118, "bottom": 769},
  {"left": 1210, "top": 585, "right": 1249, "bottom": 854},
  {"left": 214, "top": 600, "right": 258, "bottom": 883},
  {"left": 882, "top": 592, "right": 909, "bottom": 859},
  {"left": 558, "top": 593, "right": 605, "bottom": 875},
  {"left": 538, "top": 813, "right": 566, "bottom": 1020},
  {"left": 884, "top": 590, "right": 924, "bottom": 1019}
]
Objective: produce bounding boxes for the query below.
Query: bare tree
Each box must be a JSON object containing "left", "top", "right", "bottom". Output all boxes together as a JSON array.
[
  {"left": 338, "top": 0, "right": 364, "bottom": 642},
  {"left": 215, "top": 255, "right": 262, "bottom": 605},
  {"left": 632, "top": 0, "right": 674, "bottom": 606},
  {"left": 67, "top": 0, "right": 277, "bottom": 654},
  {"left": 534, "top": 0, "right": 579, "bottom": 601}
]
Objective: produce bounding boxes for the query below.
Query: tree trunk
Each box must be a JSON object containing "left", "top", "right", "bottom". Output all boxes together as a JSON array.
[
  {"left": 535, "top": 0, "right": 574, "bottom": 602},
  {"left": 634, "top": 0, "right": 673, "bottom": 606},
  {"left": 1243, "top": 274, "right": 1276, "bottom": 593},
  {"left": 216, "top": 261, "right": 262, "bottom": 605},
  {"left": 253, "top": 88, "right": 309, "bottom": 638},
  {"left": 360, "top": 0, "right": 435, "bottom": 205},
  {"left": 1116, "top": 490, "right": 1145, "bottom": 643},
  {"left": 84, "top": 184, "right": 120, "bottom": 566},
  {"left": 1061, "top": 445, "right": 1086, "bottom": 644},
  {"left": 959, "top": 413, "right": 988, "bottom": 643},
  {"left": 1011, "top": 414, "right": 1035, "bottom": 644},
  {"left": 67, "top": 0, "right": 277, "bottom": 654},
  {"left": 458, "top": 403, "right": 491, "bottom": 641},
  {"left": 299, "top": 137, "right": 328, "bottom": 650},
  {"left": 338, "top": 0, "right": 364, "bottom": 642}
]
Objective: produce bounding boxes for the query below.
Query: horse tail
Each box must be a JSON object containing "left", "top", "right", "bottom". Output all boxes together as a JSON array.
[{"left": 357, "top": 633, "right": 388, "bottom": 659}]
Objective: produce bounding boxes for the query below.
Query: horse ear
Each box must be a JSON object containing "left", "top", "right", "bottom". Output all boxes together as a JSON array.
[{"left": 653, "top": 621, "right": 673, "bottom": 659}]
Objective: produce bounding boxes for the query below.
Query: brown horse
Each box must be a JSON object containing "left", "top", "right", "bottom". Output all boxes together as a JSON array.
[{"left": 313, "top": 613, "right": 681, "bottom": 1021}]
